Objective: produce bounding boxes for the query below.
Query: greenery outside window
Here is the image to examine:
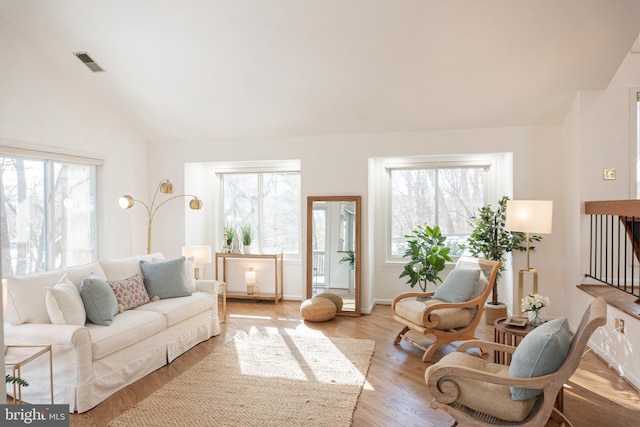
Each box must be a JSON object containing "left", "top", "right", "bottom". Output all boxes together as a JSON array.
[{"left": 1, "top": 149, "right": 100, "bottom": 276}]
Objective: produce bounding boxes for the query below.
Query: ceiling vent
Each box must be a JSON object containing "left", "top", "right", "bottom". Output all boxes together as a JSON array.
[{"left": 74, "top": 52, "right": 104, "bottom": 72}]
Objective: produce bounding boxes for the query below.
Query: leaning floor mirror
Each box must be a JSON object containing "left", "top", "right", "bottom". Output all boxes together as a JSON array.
[{"left": 306, "top": 196, "right": 361, "bottom": 316}]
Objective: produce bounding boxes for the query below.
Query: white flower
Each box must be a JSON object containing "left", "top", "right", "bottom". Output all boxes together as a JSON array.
[{"left": 521, "top": 294, "right": 550, "bottom": 312}]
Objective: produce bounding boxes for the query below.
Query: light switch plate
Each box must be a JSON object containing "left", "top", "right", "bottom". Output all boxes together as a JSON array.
[{"left": 603, "top": 168, "right": 616, "bottom": 180}]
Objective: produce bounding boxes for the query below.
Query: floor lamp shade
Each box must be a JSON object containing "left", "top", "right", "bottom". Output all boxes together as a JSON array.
[{"left": 505, "top": 200, "right": 553, "bottom": 234}]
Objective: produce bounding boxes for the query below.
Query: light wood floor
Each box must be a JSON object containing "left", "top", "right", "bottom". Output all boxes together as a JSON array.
[{"left": 70, "top": 300, "right": 640, "bottom": 427}]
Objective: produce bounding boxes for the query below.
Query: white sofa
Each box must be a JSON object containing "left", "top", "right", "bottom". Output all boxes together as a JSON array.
[{"left": 3, "top": 253, "right": 221, "bottom": 413}]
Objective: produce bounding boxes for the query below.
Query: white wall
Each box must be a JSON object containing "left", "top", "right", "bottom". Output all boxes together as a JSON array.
[
  {"left": 148, "top": 126, "right": 564, "bottom": 317},
  {"left": 571, "top": 51, "right": 640, "bottom": 388},
  {"left": 0, "top": 18, "right": 150, "bottom": 258}
]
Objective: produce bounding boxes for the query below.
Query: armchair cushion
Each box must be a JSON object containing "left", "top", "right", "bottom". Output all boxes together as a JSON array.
[
  {"left": 395, "top": 298, "right": 472, "bottom": 329},
  {"left": 509, "top": 317, "right": 570, "bottom": 400},
  {"left": 434, "top": 267, "right": 482, "bottom": 303},
  {"left": 426, "top": 352, "right": 537, "bottom": 422}
]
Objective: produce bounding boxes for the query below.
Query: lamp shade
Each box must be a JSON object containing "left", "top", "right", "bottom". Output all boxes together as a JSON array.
[
  {"left": 118, "top": 195, "right": 135, "bottom": 209},
  {"left": 182, "top": 245, "right": 212, "bottom": 265},
  {"left": 245, "top": 267, "right": 256, "bottom": 285},
  {"left": 505, "top": 200, "right": 553, "bottom": 234}
]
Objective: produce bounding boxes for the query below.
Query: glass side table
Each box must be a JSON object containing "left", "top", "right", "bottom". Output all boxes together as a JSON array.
[{"left": 4, "top": 344, "right": 54, "bottom": 404}]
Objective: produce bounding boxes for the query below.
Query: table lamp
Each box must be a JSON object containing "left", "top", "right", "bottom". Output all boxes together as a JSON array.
[
  {"left": 182, "top": 245, "right": 212, "bottom": 279},
  {"left": 245, "top": 267, "right": 256, "bottom": 295},
  {"left": 505, "top": 200, "right": 553, "bottom": 314}
]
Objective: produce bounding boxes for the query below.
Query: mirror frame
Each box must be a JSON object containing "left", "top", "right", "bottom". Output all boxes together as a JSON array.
[{"left": 306, "top": 195, "right": 361, "bottom": 316}]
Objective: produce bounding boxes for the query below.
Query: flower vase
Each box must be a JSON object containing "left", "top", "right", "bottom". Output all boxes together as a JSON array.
[{"left": 528, "top": 310, "right": 544, "bottom": 327}]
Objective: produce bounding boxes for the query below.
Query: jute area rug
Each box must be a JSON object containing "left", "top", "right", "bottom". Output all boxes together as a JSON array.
[{"left": 108, "top": 328, "right": 375, "bottom": 427}]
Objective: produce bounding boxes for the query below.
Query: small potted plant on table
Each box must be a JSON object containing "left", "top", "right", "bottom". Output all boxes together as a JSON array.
[{"left": 240, "top": 224, "right": 254, "bottom": 254}]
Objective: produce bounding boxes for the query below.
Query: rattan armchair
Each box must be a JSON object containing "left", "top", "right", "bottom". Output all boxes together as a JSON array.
[
  {"left": 426, "top": 297, "right": 607, "bottom": 426},
  {"left": 392, "top": 257, "right": 501, "bottom": 362}
]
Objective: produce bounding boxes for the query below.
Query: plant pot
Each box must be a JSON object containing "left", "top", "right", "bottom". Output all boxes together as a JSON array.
[
  {"left": 484, "top": 302, "right": 508, "bottom": 325},
  {"left": 243, "top": 245, "right": 252, "bottom": 254}
]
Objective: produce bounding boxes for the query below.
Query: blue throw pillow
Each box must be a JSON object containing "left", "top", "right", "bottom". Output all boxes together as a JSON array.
[
  {"left": 509, "top": 317, "right": 570, "bottom": 400},
  {"left": 80, "top": 274, "right": 119, "bottom": 326},
  {"left": 140, "top": 257, "right": 192, "bottom": 299},
  {"left": 433, "top": 267, "right": 481, "bottom": 303}
]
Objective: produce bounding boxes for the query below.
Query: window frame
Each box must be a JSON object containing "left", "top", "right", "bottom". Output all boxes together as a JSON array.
[
  {"left": 0, "top": 145, "right": 103, "bottom": 275},
  {"left": 379, "top": 153, "right": 506, "bottom": 263},
  {"left": 215, "top": 161, "right": 301, "bottom": 256}
]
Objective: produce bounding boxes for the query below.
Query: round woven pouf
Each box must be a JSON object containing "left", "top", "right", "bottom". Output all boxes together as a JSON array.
[
  {"left": 315, "top": 293, "right": 344, "bottom": 312},
  {"left": 300, "top": 297, "right": 337, "bottom": 322}
]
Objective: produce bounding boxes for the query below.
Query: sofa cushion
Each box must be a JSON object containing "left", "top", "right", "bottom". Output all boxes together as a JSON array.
[
  {"left": 107, "top": 274, "right": 150, "bottom": 312},
  {"left": 140, "top": 257, "right": 191, "bottom": 299},
  {"left": 80, "top": 275, "right": 120, "bottom": 326},
  {"left": 86, "top": 309, "right": 166, "bottom": 360},
  {"left": 509, "top": 317, "right": 570, "bottom": 400},
  {"left": 5, "top": 270, "right": 65, "bottom": 325},
  {"left": 135, "top": 292, "right": 214, "bottom": 327},
  {"left": 99, "top": 252, "right": 165, "bottom": 282},
  {"left": 63, "top": 261, "right": 107, "bottom": 288},
  {"left": 45, "top": 275, "right": 86, "bottom": 326},
  {"left": 434, "top": 267, "right": 482, "bottom": 303}
]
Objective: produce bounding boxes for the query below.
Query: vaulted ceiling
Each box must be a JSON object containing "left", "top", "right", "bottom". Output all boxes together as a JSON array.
[{"left": 2, "top": 0, "right": 640, "bottom": 142}]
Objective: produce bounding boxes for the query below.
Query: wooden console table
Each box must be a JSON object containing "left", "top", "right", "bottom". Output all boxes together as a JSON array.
[{"left": 215, "top": 252, "right": 284, "bottom": 304}]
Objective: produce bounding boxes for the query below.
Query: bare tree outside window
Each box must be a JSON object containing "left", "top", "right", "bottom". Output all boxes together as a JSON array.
[
  {"left": 222, "top": 172, "right": 300, "bottom": 254},
  {"left": 1, "top": 155, "right": 97, "bottom": 276},
  {"left": 390, "top": 166, "right": 486, "bottom": 256}
]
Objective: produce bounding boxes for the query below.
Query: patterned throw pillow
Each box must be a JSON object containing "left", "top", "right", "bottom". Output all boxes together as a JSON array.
[{"left": 107, "top": 274, "right": 150, "bottom": 312}]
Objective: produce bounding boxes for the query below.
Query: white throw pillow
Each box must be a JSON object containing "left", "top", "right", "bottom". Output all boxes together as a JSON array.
[
  {"left": 5, "top": 270, "right": 65, "bottom": 325},
  {"left": 46, "top": 275, "right": 87, "bottom": 326},
  {"left": 183, "top": 257, "right": 197, "bottom": 293}
]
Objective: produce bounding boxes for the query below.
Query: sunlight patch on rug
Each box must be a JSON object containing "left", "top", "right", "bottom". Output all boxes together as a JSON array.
[
  {"left": 108, "top": 328, "right": 375, "bottom": 427},
  {"left": 234, "top": 327, "right": 368, "bottom": 385}
]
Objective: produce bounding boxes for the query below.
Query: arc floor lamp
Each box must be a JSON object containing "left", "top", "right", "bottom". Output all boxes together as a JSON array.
[{"left": 119, "top": 179, "right": 202, "bottom": 254}]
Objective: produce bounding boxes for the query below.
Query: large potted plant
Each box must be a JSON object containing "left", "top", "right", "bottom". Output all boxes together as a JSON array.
[
  {"left": 464, "top": 196, "right": 539, "bottom": 324},
  {"left": 399, "top": 224, "right": 452, "bottom": 292}
]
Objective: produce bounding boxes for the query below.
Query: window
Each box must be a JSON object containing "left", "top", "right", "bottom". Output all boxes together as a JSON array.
[
  {"left": 1, "top": 149, "right": 100, "bottom": 276},
  {"left": 221, "top": 171, "right": 300, "bottom": 254},
  {"left": 385, "top": 156, "right": 500, "bottom": 258}
]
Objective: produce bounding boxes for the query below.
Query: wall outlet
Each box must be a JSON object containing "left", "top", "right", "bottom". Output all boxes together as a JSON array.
[{"left": 615, "top": 318, "right": 625, "bottom": 334}]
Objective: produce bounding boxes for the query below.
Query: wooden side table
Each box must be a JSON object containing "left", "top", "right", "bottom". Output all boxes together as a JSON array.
[
  {"left": 493, "top": 317, "right": 563, "bottom": 411},
  {"left": 493, "top": 317, "right": 533, "bottom": 365},
  {"left": 4, "top": 344, "right": 54, "bottom": 404}
]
